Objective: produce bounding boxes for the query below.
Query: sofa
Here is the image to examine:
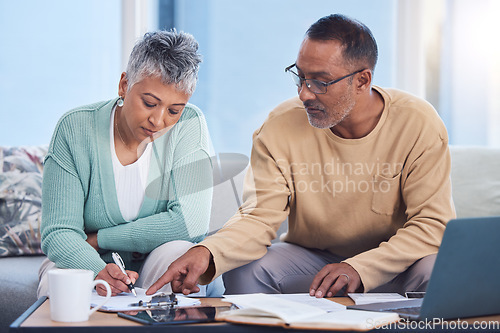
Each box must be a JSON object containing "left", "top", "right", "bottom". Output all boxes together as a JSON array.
[
  {"left": 0, "top": 146, "right": 251, "bottom": 332},
  {"left": 1, "top": 145, "right": 499, "bottom": 332}
]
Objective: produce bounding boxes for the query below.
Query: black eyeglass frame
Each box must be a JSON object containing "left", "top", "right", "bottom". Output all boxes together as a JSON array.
[{"left": 285, "top": 64, "right": 366, "bottom": 94}]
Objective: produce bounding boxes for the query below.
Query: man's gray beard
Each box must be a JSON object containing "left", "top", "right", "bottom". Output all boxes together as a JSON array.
[
  {"left": 306, "top": 93, "right": 355, "bottom": 129},
  {"left": 307, "top": 112, "right": 346, "bottom": 129},
  {"left": 306, "top": 104, "right": 354, "bottom": 129}
]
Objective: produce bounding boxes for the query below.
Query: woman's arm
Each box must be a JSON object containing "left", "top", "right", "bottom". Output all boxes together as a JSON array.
[{"left": 41, "top": 156, "right": 107, "bottom": 275}]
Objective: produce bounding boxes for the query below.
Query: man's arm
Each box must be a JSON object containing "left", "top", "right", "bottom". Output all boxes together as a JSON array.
[
  {"left": 146, "top": 112, "right": 293, "bottom": 293},
  {"left": 146, "top": 138, "right": 289, "bottom": 293}
]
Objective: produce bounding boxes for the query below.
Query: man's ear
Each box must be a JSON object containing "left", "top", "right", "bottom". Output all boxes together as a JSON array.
[
  {"left": 118, "top": 72, "right": 128, "bottom": 97},
  {"left": 356, "top": 69, "right": 372, "bottom": 93}
]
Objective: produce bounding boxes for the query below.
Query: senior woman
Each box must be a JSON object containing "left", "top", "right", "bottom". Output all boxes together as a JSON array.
[{"left": 37, "top": 30, "right": 223, "bottom": 297}]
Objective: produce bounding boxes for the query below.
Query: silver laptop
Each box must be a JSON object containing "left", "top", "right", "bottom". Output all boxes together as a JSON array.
[{"left": 348, "top": 216, "right": 500, "bottom": 320}]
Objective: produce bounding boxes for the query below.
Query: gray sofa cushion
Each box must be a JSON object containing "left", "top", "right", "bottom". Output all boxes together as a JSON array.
[
  {"left": 450, "top": 146, "right": 500, "bottom": 218},
  {"left": 0, "top": 255, "right": 45, "bottom": 331}
]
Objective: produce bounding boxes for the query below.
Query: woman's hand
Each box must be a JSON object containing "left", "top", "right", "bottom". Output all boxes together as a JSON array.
[
  {"left": 95, "top": 263, "right": 139, "bottom": 296},
  {"left": 86, "top": 232, "right": 99, "bottom": 251}
]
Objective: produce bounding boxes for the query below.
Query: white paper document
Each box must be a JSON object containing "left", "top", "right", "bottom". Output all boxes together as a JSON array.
[
  {"left": 264, "top": 293, "right": 346, "bottom": 312},
  {"left": 348, "top": 293, "right": 407, "bottom": 305},
  {"left": 91, "top": 288, "right": 200, "bottom": 312}
]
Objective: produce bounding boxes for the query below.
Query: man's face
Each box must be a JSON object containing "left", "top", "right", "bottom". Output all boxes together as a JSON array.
[{"left": 295, "top": 38, "right": 357, "bottom": 129}]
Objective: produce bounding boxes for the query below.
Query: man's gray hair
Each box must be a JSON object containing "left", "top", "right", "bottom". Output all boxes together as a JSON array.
[{"left": 126, "top": 29, "right": 202, "bottom": 95}]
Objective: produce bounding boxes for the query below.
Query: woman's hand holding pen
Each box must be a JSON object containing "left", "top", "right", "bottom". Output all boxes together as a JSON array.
[
  {"left": 95, "top": 263, "right": 139, "bottom": 296},
  {"left": 85, "top": 234, "right": 139, "bottom": 296}
]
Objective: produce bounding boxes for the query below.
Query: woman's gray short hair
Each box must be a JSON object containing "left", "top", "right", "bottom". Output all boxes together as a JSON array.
[{"left": 125, "top": 30, "right": 202, "bottom": 95}]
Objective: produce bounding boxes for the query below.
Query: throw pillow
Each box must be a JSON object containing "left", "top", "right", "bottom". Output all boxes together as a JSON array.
[{"left": 0, "top": 146, "right": 47, "bottom": 256}]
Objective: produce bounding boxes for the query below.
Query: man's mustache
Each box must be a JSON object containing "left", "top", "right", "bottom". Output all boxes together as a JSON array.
[{"left": 303, "top": 101, "right": 324, "bottom": 110}]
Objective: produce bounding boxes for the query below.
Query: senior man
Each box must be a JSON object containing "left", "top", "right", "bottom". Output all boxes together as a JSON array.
[{"left": 147, "top": 14, "right": 455, "bottom": 298}]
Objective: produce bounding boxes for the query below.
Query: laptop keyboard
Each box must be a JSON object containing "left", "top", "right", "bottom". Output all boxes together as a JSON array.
[{"left": 387, "top": 306, "right": 422, "bottom": 315}]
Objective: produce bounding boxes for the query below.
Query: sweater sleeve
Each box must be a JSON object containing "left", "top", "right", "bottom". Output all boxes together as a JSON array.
[
  {"left": 344, "top": 135, "right": 456, "bottom": 291},
  {"left": 199, "top": 132, "right": 290, "bottom": 283},
  {"left": 41, "top": 152, "right": 107, "bottom": 276}
]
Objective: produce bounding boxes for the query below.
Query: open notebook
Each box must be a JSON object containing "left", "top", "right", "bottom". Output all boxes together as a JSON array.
[{"left": 219, "top": 293, "right": 399, "bottom": 330}]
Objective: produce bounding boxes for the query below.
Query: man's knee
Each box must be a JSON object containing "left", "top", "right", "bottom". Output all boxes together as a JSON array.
[
  {"left": 399, "top": 254, "right": 437, "bottom": 293},
  {"left": 223, "top": 260, "right": 273, "bottom": 294},
  {"left": 223, "top": 243, "right": 324, "bottom": 294},
  {"left": 370, "top": 254, "right": 437, "bottom": 294},
  {"left": 223, "top": 253, "right": 280, "bottom": 294},
  {"left": 407, "top": 254, "right": 436, "bottom": 287}
]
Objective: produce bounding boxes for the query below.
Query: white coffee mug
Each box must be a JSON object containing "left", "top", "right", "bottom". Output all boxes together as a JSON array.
[{"left": 48, "top": 269, "right": 111, "bottom": 322}]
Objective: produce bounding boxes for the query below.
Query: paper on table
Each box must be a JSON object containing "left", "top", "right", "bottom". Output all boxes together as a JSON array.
[
  {"left": 91, "top": 287, "right": 200, "bottom": 312},
  {"left": 267, "top": 293, "right": 346, "bottom": 312},
  {"left": 348, "top": 293, "right": 407, "bottom": 305}
]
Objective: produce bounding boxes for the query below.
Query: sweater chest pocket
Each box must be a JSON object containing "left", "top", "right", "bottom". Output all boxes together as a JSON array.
[{"left": 371, "top": 172, "right": 402, "bottom": 215}]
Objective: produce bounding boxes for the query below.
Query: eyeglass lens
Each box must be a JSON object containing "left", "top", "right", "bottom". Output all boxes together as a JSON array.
[{"left": 288, "top": 68, "right": 327, "bottom": 94}]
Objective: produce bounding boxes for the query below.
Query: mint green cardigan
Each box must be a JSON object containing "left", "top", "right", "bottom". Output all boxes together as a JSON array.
[{"left": 41, "top": 98, "right": 213, "bottom": 276}]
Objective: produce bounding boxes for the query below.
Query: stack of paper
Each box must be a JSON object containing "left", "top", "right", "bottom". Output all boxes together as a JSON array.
[
  {"left": 348, "top": 293, "right": 407, "bottom": 305},
  {"left": 91, "top": 288, "right": 200, "bottom": 312}
]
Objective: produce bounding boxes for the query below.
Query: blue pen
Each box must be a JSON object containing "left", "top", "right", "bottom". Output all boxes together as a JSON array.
[{"left": 112, "top": 252, "right": 137, "bottom": 297}]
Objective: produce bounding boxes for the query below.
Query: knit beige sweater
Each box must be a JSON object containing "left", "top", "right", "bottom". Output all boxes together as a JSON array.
[{"left": 201, "top": 86, "right": 455, "bottom": 291}]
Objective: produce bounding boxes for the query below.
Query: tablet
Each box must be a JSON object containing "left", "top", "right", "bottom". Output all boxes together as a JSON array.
[{"left": 118, "top": 306, "right": 227, "bottom": 325}]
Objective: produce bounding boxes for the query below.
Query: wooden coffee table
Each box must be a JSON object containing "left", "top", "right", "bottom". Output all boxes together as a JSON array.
[
  {"left": 11, "top": 296, "right": 500, "bottom": 332},
  {"left": 10, "top": 297, "right": 354, "bottom": 332}
]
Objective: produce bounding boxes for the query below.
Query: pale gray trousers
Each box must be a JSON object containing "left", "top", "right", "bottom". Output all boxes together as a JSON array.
[
  {"left": 223, "top": 242, "right": 435, "bottom": 295},
  {"left": 38, "top": 240, "right": 225, "bottom": 298}
]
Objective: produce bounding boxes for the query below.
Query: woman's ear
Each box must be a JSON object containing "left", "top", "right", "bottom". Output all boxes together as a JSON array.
[{"left": 118, "top": 72, "right": 128, "bottom": 97}]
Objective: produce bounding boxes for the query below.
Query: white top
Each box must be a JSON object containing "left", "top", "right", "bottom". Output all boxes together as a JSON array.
[{"left": 110, "top": 107, "right": 152, "bottom": 221}]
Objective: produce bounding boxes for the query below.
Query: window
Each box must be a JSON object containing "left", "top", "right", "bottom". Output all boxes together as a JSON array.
[
  {"left": 436, "top": 0, "right": 500, "bottom": 146},
  {"left": 0, "top": 0, "right": 122, "bottom": 146},
  {"left": 2, "top": 0, "right": 497, "bottom": 151},
  {"left": 161, "top": 0, "right": 397, "bottom": 155},
  {"left": 397, "top": 0, "right": 500, "bottom": 147}
]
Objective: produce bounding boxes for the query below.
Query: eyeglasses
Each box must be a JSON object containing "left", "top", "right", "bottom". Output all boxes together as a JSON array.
[{"left": 285, "top": 64, "right": 365, "bottom": 94}]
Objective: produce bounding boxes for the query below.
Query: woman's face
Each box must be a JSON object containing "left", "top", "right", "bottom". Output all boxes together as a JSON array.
[{"left": 118, "top": 73, "right": 191, "bottom": 144}]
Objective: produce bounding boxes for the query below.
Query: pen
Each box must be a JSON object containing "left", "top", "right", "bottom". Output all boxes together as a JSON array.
[{"left": 112, "top": 252, "right": 137, "bottom": 297}]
